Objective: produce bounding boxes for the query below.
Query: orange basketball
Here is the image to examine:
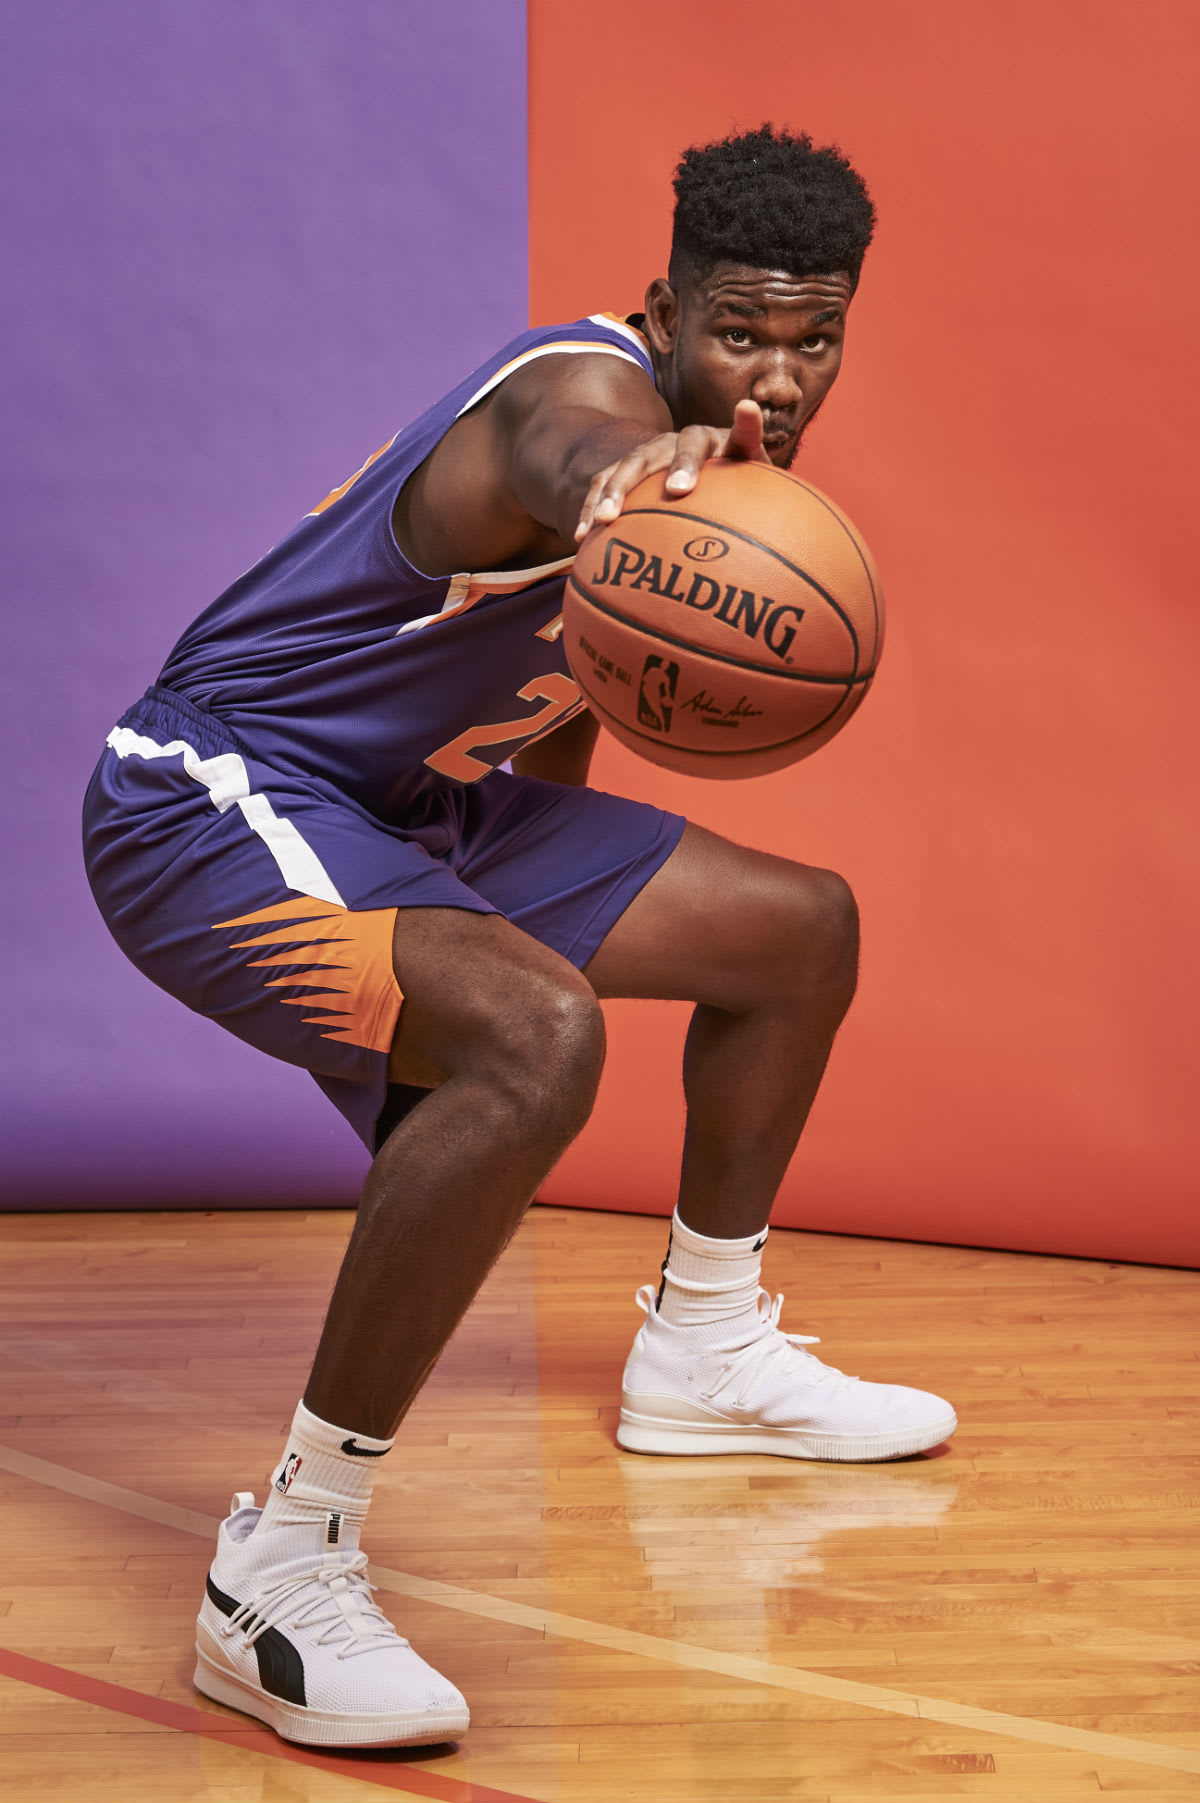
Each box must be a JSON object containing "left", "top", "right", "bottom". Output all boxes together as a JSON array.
[{"left": 563, "top": 460, "right": 884, "bottom": 778}]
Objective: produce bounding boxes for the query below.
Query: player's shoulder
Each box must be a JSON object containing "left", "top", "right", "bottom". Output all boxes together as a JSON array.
[
  {"left": 526, "top": 311, "right": 652, "bottom": 366},
  {"left": 456, "top": 312, "right": 653, "bottom": 418},
  {"left": 509, "top": 311, "right": 652, "bottom": 367}
]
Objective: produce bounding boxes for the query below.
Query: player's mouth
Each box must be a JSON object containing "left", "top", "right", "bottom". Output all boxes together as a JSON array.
[
  {"left": 762, "top": 428, "right": 797, "bottom": 462},
  {"left": 761, "top": 414, "right": 797, "bottom": 446}
]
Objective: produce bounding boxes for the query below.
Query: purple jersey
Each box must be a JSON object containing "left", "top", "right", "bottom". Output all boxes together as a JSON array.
[{"left": 159, "top": 313, "right": 653, "bottom": 819}]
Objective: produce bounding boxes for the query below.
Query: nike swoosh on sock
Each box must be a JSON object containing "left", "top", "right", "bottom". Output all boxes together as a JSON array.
[{"left": 339, "top": 1438, "right": 390, "bottom": 1458}]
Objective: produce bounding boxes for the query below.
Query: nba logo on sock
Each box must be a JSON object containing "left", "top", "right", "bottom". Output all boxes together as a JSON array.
[{"left": 275, "top": 1451, "right": 303, "bottom": 1493}]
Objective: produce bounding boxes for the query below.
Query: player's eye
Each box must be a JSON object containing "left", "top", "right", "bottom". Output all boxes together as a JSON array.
[
  {"left": 801, "top": 334, "right": 830, "bottom": 353},
  {"left": 723, "top": 328, "right": 753, "bottom": 346}
]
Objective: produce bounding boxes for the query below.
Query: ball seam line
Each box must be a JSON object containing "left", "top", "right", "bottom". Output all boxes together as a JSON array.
[
  {"left": 565, "top": 577, "right": 873, "bottom": 687},
  {"left": 615, "top": 505, "right": 864, "bottom": 675}
]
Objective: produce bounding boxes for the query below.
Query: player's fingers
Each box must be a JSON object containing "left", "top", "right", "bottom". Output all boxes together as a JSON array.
[
  {"left": 724, "top": 399, "right": 770, "bottom": 463},
  {"left": 575, "top": 464, "right": 621, "bottom": 540},
  {"left": 579, "top": 434, "right": 678, "bottom": 536},
  {"left": 663, "top": 425, "right": 728, "bottom": 495},
  {"left": 576, "top": 423, "right": 730, "bottom": 538}
]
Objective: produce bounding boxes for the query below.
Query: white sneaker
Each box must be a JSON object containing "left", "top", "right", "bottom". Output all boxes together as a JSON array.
[
  {"left": 194, "top": 1493, "right": 469, "bottom": 1747},
  {"left": 617, "top": 1286, "right": 957, "bottom": 1461}
]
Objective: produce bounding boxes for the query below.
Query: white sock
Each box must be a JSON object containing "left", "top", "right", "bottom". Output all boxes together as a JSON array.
[
  {"left": 252, "top": 1399, "right": 393, "bottom": 1550},
  {"left": 655, "top": 1208, "right": 768, "bottom": 1333}
]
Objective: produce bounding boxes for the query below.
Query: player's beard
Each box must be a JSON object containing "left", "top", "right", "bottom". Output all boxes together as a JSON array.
[{"left": 786, "top": 392, "right": 829, "bottom": 465}]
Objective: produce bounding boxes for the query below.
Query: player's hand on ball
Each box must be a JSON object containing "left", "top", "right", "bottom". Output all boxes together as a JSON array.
[{"left": 575, "top": 401, "right": 771, "bottom": 541}]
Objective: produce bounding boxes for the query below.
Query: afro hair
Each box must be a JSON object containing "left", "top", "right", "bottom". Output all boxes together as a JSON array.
[{"left": 670, "top": 125, "right": 876, "bottom": 289}]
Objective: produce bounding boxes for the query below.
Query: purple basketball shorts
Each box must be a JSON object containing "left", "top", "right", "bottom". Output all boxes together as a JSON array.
[{"left": 83, "top": 688, "right": 685, "bottom": 1147}]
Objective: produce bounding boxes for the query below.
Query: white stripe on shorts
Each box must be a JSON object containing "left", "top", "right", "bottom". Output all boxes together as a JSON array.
[{"left": 105, "top": 726, "right": 345, "bottom": 908}]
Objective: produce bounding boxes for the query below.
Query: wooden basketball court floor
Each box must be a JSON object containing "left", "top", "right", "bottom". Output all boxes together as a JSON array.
[{"left": 0, "top": 1204, "right": 1197, "bottom": 1803}]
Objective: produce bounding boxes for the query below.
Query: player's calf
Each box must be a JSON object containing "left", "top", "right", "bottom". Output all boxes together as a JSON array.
[
  {"left": 309, "top": 945, "right": 606, "bottom": 1438},
  {"left": 196, "top": 929, "right": 608, "bottom": 1749}
]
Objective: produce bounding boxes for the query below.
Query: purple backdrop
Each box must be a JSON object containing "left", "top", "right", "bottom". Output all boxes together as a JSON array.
[{"left": 2, "top": 2, "right": 528, "bottom": 1207}]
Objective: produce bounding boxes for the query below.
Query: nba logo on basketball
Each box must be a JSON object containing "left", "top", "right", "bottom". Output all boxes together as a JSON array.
[
  {"left": 637, "top": 656, "right": 679, "bottom": 732},
  {"left": 275, "top": 1452, "right": 303, "bottom": 1493}
]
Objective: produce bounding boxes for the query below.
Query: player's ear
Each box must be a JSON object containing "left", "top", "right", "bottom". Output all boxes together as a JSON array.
[{"left": 643, "top": 278, "right": 680, "bottom": 355}]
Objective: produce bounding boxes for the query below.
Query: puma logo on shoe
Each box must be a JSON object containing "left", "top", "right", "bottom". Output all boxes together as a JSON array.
[
  {"left": 340, "top": 1438, "right": 389, "bottom": 1457},
  {"left": 205, "top": 1573, "right": 307, "bottom": 1704},
  {"left": 196, "top": 1544, "right": 469, "bottom": 1743}
]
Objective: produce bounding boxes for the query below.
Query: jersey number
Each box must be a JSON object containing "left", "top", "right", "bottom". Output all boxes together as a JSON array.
[{"left": 425, "top": 673, "right": 581, "bottom": 783}]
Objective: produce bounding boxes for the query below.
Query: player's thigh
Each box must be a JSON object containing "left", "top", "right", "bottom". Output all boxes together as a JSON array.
[
  {"left": 85, "top": 726, "right": 417, "bottom": 1087},
  {"left": 583, "top": 821, "right": 858, "bottom": 1010},
  {"left": 85, "top": 721, "right": 606, "bottom": 1145},
  {"left": 88, "top": 723, "right": 600, "bottom": 1071},
  {"left": 384, "top": 766, "right": 687, "bottom": 1088}
]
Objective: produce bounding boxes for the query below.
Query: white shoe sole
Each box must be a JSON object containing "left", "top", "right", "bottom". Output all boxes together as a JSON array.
[
  {"left": 193, "top": 1644, "right": 470, "bottom": 1747},
  {"left": 617, "top": 1400, "right": 958, "bottom": 1461}
]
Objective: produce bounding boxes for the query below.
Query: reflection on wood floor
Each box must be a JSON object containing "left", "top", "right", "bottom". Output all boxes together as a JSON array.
[{"left": 0, "top": 1203, "right": 1198, "bottom": 1801}]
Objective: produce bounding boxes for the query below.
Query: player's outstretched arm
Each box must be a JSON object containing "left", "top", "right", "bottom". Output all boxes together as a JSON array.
[
  {"left": 499, "top": 355, "right": 768, "bottom": 547},
  {"left": 396, "top": 351, "right": 677, "bottom": 578},
  {"left": 498, "top": 353, "right": 672, "bottom": 544},
  {"left": 395, "top": 348, "right": 768, "bottom": 579},
  {"left": 574, "top": 397, "right": 771, "bottom": 542}
]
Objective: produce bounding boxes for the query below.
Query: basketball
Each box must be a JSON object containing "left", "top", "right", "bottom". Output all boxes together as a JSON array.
[{"left": 563, "top": 460, "right": 885, "bottom": 778}]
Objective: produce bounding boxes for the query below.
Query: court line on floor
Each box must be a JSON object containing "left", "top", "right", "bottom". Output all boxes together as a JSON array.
[
  {"left": 2, "top": 1439, "right": 1198, "bottom": 1779},
  {"left": 0, "top": 1645, "right": 542, "bottom": 1803},
  {"left": 9, "top": 1335, "right": 1200, "bottom": 1669}
]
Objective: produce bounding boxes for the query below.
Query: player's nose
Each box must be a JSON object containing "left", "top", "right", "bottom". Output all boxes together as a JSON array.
[{"left": 750, "top": 351, "right": 803, "bottom": 412}]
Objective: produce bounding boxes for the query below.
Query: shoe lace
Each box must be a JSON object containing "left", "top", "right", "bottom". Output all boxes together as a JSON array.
[
  {"left": 636, "top": 1283, "right": 854, "bottom": 1411},
  {"left": 222, "top": 1553, "right": 407, "bottom": 1661}
]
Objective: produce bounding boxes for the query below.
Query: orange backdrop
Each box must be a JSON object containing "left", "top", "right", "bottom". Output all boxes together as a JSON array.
[{"left": 529, "top": 0, "right": 1200, "bottom": 1265}]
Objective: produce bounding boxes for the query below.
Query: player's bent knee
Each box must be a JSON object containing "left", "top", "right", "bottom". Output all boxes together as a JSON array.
[
  {"left": 808, "top": 866, "right": 859, "bottom": 949},
  {"left": 482, "top": 973, "right": 605, "bottom": 1141},
  {"left": 389, "top": 963, "right": 604, "bottom": 1147},
  {"left": 778, "top": 865, "right": 860, "bottom": 999}
]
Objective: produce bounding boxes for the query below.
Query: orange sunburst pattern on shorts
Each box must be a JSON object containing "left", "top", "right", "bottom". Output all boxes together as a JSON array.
[{"left": 213, "top": 895, "right": 401, "bottom": 1054}]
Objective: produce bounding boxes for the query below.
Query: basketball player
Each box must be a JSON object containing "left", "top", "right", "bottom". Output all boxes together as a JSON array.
[{"left": 83, "top": 127, "right": 956, "bottom": 1747}]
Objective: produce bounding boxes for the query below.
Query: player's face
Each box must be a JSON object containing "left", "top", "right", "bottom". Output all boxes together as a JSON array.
[{"left": 646, "top": 264, "right": 853, "bottom": 467}]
